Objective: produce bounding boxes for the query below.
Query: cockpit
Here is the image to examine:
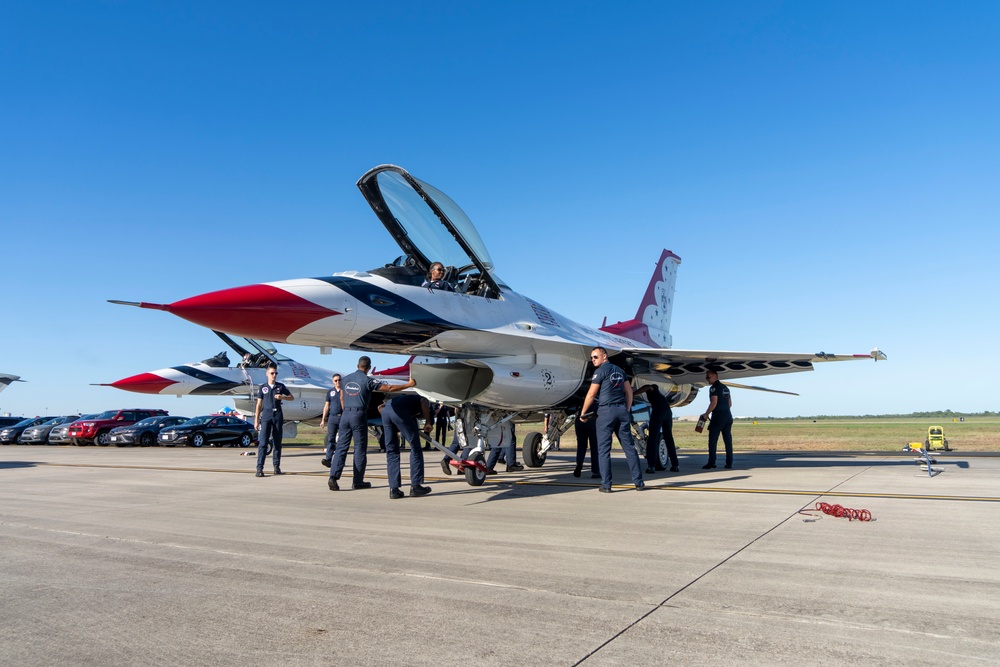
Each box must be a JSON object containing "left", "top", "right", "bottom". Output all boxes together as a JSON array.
[
  {"left": 211, "top": 331, "right": 292, "bottom": 369},
  {"left": 357, "top": 165, "right": 506, "bottom": 299}
]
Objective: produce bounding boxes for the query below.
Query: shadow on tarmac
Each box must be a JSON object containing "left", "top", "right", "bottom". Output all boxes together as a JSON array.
[{"left": 0, "top": 461, "right": 38, "bottom": 470}]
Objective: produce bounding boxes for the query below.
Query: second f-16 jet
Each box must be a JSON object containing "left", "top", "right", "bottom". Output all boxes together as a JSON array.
[
  {"left": 102, "top": 333, "right": 333, "bottom": 439},
  {"left": 103, "top": 331, "right": 411, "bottom": 440},
  {"left": 112, "top": 164, "right": 885, "bottom": 483}
]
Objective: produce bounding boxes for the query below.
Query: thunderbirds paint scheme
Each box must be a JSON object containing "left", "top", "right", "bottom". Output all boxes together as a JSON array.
[
  {"left": 103, "top": 332, "right": 410, "bottom": 439},
  {"left": 112, "top": 165, "right": 884, "bottom": 482}
]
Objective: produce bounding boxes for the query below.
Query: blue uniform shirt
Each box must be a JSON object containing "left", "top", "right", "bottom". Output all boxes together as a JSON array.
[
  {"left": 591, "top": 362, "right": 629, "bottom": 406},
  {"left": 258, "top": 381, "right": 291, "bottom": 419},
  {"left": 421, "top": 279, "right": 455, "bottom": 291},
  {"left": 388, "top": 393, "right": 423, "bottom": 419},
  {"left": 325, "top": 388, "right": 342, "bottom": 417},
  {"left": 709, "top": 380, "right": 732, "bottom": 418},
  {"left": 341, "top": 370, "right": 382, "bottom": 410},
  {"left": 647, "top": 385, "right": 672, "bottom": 413}
]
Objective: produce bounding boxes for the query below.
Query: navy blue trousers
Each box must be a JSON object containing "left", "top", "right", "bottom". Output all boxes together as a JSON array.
[
  {"left": 707, "top": 415, "right": 734, "bottom": 466},
  {"left": 256, "top": 418, "right": 282, "bottom": 471},
  {"left": 575, "top": 417, "right": 599, "bottom": 474},
  {"left": 646, "top": 408, "right": 677, "bottom": 468},
  {"left": 323, "top": 417, "right": 341, "bottom": 460},
  {"left": 596, "top": 404, "right": 643, "bottom": 489},
  {"left": 331, "top": 408, "right": 369, "bottom": 484},
  {"left": 485, "top": 424, "right": 515, "bottom": 470},
  {"left": 383, "top": 403, "right": 425, "bottom": 490}
]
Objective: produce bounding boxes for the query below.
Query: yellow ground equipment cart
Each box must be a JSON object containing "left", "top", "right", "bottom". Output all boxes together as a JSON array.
[{"left": 924, "top": 425, "right": 950, "bottom": 451}]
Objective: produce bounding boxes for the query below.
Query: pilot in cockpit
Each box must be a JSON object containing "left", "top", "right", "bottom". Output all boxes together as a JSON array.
[{"left": 421, "top": 261, "right": 455, "bottom": 291}]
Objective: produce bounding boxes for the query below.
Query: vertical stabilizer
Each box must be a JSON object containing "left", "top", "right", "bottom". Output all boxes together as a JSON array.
[{"left": 599, "top": 249, "right": 681, "bottom": 348}]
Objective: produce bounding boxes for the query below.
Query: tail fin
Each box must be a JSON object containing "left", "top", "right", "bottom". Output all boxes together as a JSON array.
[{"left": 599, "top": 249, "right": 681, "bottom": 348}]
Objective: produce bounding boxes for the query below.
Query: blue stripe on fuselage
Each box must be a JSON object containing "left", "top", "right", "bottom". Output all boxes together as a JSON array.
[
  {"left": 315, "top": 276, "right": 469, "bottom": 350},
  {"left": 171, "top": 366, "right": 243, "bottom": 393}
]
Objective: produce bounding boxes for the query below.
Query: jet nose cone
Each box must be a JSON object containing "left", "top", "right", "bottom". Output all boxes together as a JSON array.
[
  {"left": 111, "top": 372, "right": 177, "bottom": 394},
  {"left": 168, "top": 284, "right": 341, "bottom": 341}
]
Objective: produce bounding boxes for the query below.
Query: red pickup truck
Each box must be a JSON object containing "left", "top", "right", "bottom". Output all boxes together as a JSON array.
[{"left": 69, "top": 408, "right": 168, "bottom": 446}]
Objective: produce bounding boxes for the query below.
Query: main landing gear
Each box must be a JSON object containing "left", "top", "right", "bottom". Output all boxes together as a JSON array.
[{"left": 522, "top": 411, "right": 574, "bottom": 468}]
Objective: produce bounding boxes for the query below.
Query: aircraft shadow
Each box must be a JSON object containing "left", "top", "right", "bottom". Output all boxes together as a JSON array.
[{"left": 0, "top": 461, "right": 38, "bottom": 470}]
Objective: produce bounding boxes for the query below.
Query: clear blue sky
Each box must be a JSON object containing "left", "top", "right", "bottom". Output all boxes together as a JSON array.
[{"left": 2, "top": 1, "right": 998, "bottom": 419}]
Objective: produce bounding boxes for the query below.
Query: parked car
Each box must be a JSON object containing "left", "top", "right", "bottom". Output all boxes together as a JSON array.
[
  {"left": 0, "top": 416, "right": 26, "bottom": 428},
  {"left": 18, "top": 415, "right": 81, "bottom": 444},
  {"left": 68, "top": 408, "right": 169, "bottom": 446},
  {"left": 48, "top": 414, "right": 98, "bottom": 445},
  {"left": 159, "top": 415, "right": 257, "bottom": 448},
  {"left": 0, "top": 417, "right": 55, "bottom": 444},
  {"left": 109, "top": 415, "right": 190, "bottom": 447}
]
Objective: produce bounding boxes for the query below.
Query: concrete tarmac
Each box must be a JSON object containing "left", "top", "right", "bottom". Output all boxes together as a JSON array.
[{"left": 1, "top": 445, "right": 998, "bottom": 666}]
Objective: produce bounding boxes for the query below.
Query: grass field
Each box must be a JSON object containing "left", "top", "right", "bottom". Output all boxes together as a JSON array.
[{"left": 294, "top": 417, "right": 1000, "bottom": 452}]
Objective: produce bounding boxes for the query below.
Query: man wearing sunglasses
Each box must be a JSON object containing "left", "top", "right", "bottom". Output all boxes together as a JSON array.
[
  {"left": 579, "top": 347, "right": 645, "bottom": 493},
  {"left": 254, "top": 362, "right": 295, "bottom": 477},
  {"left": 319, "top": 373, "right": 343, "bottom": 468}
]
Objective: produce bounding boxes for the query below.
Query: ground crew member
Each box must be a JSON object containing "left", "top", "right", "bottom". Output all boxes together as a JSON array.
[
  {"left": 485, "top": 421, "right": 523, "bottom": 474},
  {"left": 319, "top": 373, "right": 342, "bottom": 468},
  {"left": 383, "top": 393, "right": 433, "bottom": 498},
  {"left": 432, "top": 402, "right": 452, "bottom": 450},
  {"left": 329, "top": 356, "right": 414, "bottom": 491},
  {"left": 580, "top": 347, "right": 644, "bottom": 492},
  {"left": 254, "top": 362, "right": 294, "bottom": 477},
  {"left": 636, "top": 384, "right": 679, "bottom": 473},
  {"left": 701, "top": 369, "right": 733, "bottom": 469},
  {"left": 573, "top": 405, "right": 600, "bottom": 479}
]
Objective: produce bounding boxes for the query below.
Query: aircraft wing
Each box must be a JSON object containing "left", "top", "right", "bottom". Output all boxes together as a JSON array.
[
  {"left": 622, "top": 347, "right": 886, "bottom": 385},
  {"left": 0, "top": 373, "right": 23, "bottom": 394}
]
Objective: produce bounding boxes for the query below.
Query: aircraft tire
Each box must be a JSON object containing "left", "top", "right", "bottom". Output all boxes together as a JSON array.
[
  {"left": 522, "top": 431, "right": 545, "bottom": 468},
  {"left": 465, "top": 452, "right": 486, "bottom": 486}
]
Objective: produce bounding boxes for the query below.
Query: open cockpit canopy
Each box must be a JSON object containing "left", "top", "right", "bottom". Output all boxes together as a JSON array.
[
  {"left": 357, "top": 165, "right": 503, "bottom": 298},
  {"left": 213, "top": 331, "right": 292, "bottom": 369}
]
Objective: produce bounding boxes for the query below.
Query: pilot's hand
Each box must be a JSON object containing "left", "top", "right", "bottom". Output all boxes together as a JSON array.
[
  {"left": 320, "top": 420, "right": 326, "bottom": 428},
  {"left": 423, "top": 423, "right": 433, "bottom": 433},
  {"left": 254, "top": 421, "right": 260, "bottom": 430},
  {"left": 407, "top": 379, "right": 416, "bottom": 388},
  {"left": 578, "top": 415, "right": 589, "bottom": 423}
]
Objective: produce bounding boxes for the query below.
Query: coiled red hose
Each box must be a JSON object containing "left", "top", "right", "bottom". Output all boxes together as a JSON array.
[{"left": 809, "top": 501, "right": 872, "bottom": 522}]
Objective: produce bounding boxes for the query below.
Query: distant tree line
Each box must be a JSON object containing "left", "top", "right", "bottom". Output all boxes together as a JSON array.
[{"left": 741, "top": 410, "right": 1000, "bottom": 421}]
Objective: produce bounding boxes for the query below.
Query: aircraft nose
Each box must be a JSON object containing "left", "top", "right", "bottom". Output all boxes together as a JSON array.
[
  {"left": 164, "top": 283, "right": 342, "bottom": 341},
  {"left": 110, "top": 372, "right": 177, "bottom": 394}
]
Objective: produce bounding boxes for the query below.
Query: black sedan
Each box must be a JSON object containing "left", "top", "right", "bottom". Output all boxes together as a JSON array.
[
  {"left": 158, "top": 415, "right": 257, "bottom": 448},
  {"left": 109, "top": 415, "right": 191, "bottom": 447},
  {"left": 0, "top": 417, "right": 55, "bottom": 444},
  {"left": 18, "top": 415, "right": 81, "bottom": 444}
]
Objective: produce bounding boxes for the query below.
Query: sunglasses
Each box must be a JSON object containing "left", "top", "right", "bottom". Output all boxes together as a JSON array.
[{"left": 590, "top": 355, "right": 601, "bottom": 359}]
